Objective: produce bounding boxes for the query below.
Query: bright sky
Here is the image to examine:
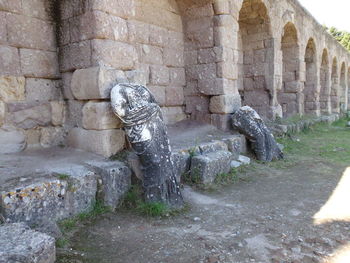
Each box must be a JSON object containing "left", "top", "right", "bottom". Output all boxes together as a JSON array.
[{"left": 298, "top": 0, "right": 350, "bottom": 32}]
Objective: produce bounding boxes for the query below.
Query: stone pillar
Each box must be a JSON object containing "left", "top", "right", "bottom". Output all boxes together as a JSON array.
[{"left": 111, "top": 83, "right": 183, "bottom": 208}]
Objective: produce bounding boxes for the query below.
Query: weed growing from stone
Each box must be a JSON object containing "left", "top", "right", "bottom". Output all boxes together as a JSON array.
[{"left": 55, "top": 173, "right": 70, "bottom": 180}]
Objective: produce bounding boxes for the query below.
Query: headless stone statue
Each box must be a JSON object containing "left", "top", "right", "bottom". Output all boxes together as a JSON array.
[{"left": 111, "top": 83, "right": 183, "bottom": 208}]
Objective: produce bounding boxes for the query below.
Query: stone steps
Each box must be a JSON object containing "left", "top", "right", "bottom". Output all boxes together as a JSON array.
[{"left": 0, "top": 148, "right": 131, "bottom": 236}]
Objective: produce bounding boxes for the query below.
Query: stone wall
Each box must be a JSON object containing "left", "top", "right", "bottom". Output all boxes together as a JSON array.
[
  {"left": 1, "top": 0, "right": 350, "bottom": 157},
  {"left": 0, "top": 0, "right": 64, "bottom": 153}
]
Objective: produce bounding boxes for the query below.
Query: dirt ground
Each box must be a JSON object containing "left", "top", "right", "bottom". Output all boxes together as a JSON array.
[{"left": 57, "top": 120, "right": 350, "bottom": 263}]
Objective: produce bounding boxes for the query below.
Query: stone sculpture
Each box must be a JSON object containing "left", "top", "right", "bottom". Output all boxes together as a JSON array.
[
  {"left": 111, "top": 83, "right": 183, "bottom": 208},
  {"left": 232, "top": 106, "right": 283, "bottom": 162}
]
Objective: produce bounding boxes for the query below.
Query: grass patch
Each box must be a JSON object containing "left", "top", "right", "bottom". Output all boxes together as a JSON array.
[
  {"left": 109, "top": 150, "right": 129, "bottom": 161},
  {"left": 119, "top": 184, "right": 189, "bottom": 217},
  {"left": 56, "top": 238, "right": 69, "bottom": 248},
  {"left": 55, "top": 173, "right": 70, "bottom": 180}
]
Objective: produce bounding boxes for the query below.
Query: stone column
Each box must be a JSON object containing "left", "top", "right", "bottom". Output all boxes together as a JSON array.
[{"left": 111, "top": 83, "right": 183, "bottom": 208}]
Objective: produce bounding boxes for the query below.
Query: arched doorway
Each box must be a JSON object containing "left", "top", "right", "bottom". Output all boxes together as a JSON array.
[
  {"left": 319, "top": 49, "right": 330, "bottom": 114},
  {"left": 278, "top": 22, "right": 299, "bottom": 118},
  {"left": 238, "top": 0, "right": 273, "bottom": 118},
  {"left": 331, "top": 58, "right": 339, "bottom": 113},
  {"left": 303, "top": 38, "right": 318, "bottom": 115},
  {"left": 340, "top": 62, "right": 346, "bottom": 112}
]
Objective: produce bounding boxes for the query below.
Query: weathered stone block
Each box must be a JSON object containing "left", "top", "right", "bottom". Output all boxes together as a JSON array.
[
  {"left": 0, "top": 76, "right": 25, "bottom": 102},
  {"left": 128, "top": 20, "right": 150, "bottom": 44},
  {"left": 91, "top": 39, "right": 137, "bottom": 70},
  {"left": 0, "top": 12, "right": 7, "bottom": 44},
  {"left": 165, "top": 86, "right": 184, "bottom": 106},
  {"left": 190, "top": 151, "right": 232, "bottom": 184},
  {"left": 1, "top": 166, "right": 97, "bottom": 224},
  {"left": 71, "top": 67, "right": 126, "bottom": 100},
  {"left": 92, "top": 0, "right": 136, "bottom": 19},
  {"left": 210, "top": 94, "right": 241, "bottom": 114},
  {"left": 0, "top": 126, "right": 26, "bottom": 153},
  {"left": 0, "top": 100, "right": 5, "bottom": 126},
  {"left": 0, "top": 223, "right": 55, "bottom": 263},
  {"left": 0, "top": 45, "right": 21, "bottom": 75},
  {"left": 82, "top": 101, "right": 122, "bottom": 130},
  {"left": 25, "top": 78, "right": 61, "bottom": 102},
  {"left": 223, "top": 136, "right": 242, "bottom": 159},
  {"left": 20, "top": 49, "right": 59, "bottom": 78},
  {"left": 40, "top": 127, "right": 65, "bottom": 148},
  {"left": 139, "top": 44, "right": 163, "bottom": 65},
  {"left": 60, "top": 40, "right": 92, "bottom": 72},
  {"left": 150, "top": 65, "right": 169, "bottom": 85},
  {"left": 170, "top": 68, "right": 186, "bottom": 86},
  {"left": 162, "top": 107, "right": 186, "bottom": 124},
  {"left": 65, "top": 100, "right": 84, "bottom": 128},
  {"left": 147, "top": 86, "right": 166, "bottom": 106},
  {"left": 7, "top": 13, "right": 56, "bottom": 51},
  {"left": 149, "top": 25, "right": 169, "bottom": 47},
  {"left": 87, "top": 161, "right": 131, "bottom": 210},
  {"left": 185, "top": 95, "right": 210, "bottom": 114},
  {"left": 51, "top": 101, "right": 65, "bottom": 126},
  {"left": 7, "top": 103, "right": 51, "bottom": 129},
  {"left": 213, "top": 0, "right": 230, "bottom": 15},
  {"left": 210, "top": 114, "right": 232, "bottom": 131},
  {"left": 164, "top": 48, "right": 184, "bottom": 67},
  {"left": 67, "top": 128, "right": 125, "bottom": 157},
  {"left": 22, "top": 0, "right": 51, "bottom": 20}
]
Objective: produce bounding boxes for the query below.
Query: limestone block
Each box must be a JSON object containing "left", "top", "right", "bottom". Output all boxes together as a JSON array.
[
  {"left": 92, "top": 0, "right": 136, "bottom": 19},
  {"left": 20, "top": 49, "right": 59, "bottom": 78},
  {"left": 198, "top": 48, "right": 216, "bottom": 64},
  {"left": 0, "top": 100, "right": 4, "bottom": 126},
  {"left": 284, "top": 81, "right": 301, "bottom": 93},
  {"left": 51, "top": 101, "right": 65, "bottom": 126},
  {"left": 63, "top": 101, "right": 82, "bottom": 129},
  {"left": 210, "top": 94, "right": 241, "bottom": 114},
  {"left": 62, "top": 72, "right": 74, "bottom": 100},
  {"left": 184, "top": 50, "right": 198, "bottom": 65},
  {"left": 139, "top": 44, "right": 163, "bottom": 65},
  {"left": 86, "top": 161, "right": 131, "bottom": 210},
  {"left": 0, "top": 0, "right": 22, "bottom": 13},
  {"left": 198, "top": 140, "right": 228, "bottom": 154},
  {"left": 185, "top": 95, "right": 210, "bottom": 114},
  {"left": 24, "top": 129, "right": 41, "bottom": 146},
  {"left": 60, "top": 40, "right": 92, "bottom": 72},
  {"left": 165, "top": 87, "right": 184, "bottom": 106},
  {"left": 213, "top": 0, "right": 230, "bottom": 15},
  {"left": 126, "top": 64, "right": 150, "bottom": 85},
  {"left": 149, "top": 25, "right": 169, "bottom": 47},
  {"left": 223, "top": 136, "right": 242, "bottom": 159},
  {"left": 162, "top": 107, "right": 187, "bottom": 124},
  {"left": 67, "top": 128, "right": 125, "bottom": 157},
  {"left": 170, "top": 68, "right": 186, "bottom": 86},
  {"left": 0, "top": 76, "right": 25, "bottom": 102},
  {"left": 168, "top": 30, "right": 184, "bottom": 49},
  {"left": 190, "top": 151, "right": 232, "bottom": 184},
  {"left": 164, "top": 48, "right": 185, "bottom": 67},
  {"left": 0, "top": 223, "right": 55, "bottom": 263},
  {"left": 22, "top": 0, "right": 51, "bottom": 20},
  {"left": 0, "top": 126, "right": 26, "bottom": 153},
  {"left": 7, "top": 102, "right": 51, "bottom": 129},
  {"left": 217, "top": 61, "right": 238, "bottom": 79},
  {"left": 71, "top": 67, "right": 126, "bottom": 100},
  {"left": 186, "top": 27, "right": 214, "bottom": 49},
  {"left": 128, "top": 20, "right": 150, "bottom": 44},
  {"left": 147, "top": 86, "right": 166, "bottom": 106},
  {"left": 198, "top": 78, "right": 236, "bottom": 96},
  {"left": 184, "top": 81, "right": 199, "bottom": 96},
  {"left": 186, "top": 63, "right": 216, "bottom": 82},
  {"left": 91, "top": 39, "right": 137, "bottom": 70},
  {"left": 0, "top": 12, "right": 6, "bottom": 44},
  {"left": 1, "top": 166, "right": 97, "bottom": 224},
  {"left": 70, "top": 11, "right": 128, "bottom": 43},
  {"left": 7, "top": 14, "right": 56, "bottom": 51},
  {"left": 26, "top": 78, "right": 61, "bottom": 102},
  {"left": 0, "top": 45, "right": 21, "bottom": 75},
  {"left": 210, "top": 114, "right": 232, "bottom": 131},
  {"left": 150, "top": 65, "right": 170, "bottom": 85},
  {"left": 82, "top": 101, "right": 122, "bottom": 130},
  {"left": 40, "top": 127, "right": 65, "bottom": 148}
]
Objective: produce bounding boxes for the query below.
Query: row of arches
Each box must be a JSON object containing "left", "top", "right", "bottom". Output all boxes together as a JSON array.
[{"left": 238, "top": 0, "right": 349, "bottom": 119}]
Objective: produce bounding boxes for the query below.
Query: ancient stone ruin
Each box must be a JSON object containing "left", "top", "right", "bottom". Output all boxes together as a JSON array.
[{"left": 0, "top": 0, "right": 350, "bottom": 261}]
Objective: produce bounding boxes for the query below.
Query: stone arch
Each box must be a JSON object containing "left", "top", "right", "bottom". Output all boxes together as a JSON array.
[
  {"left": 278, "top": 22, "right": 300, "bottom": 118},
  {"left": 331, "top": 57, "right": 339, "bottom": 113},
  {"left": 319, "top": 49, "right": 331, "bottom": 114},
  {"left": 238, "top": 0, "right": 274, "bottom": 118},
  {"left": 303, "top": 38, "right": 318, "bottom": 115},
  {"left": 340, "top": 62, "right": 346, "bottom": 112}
]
